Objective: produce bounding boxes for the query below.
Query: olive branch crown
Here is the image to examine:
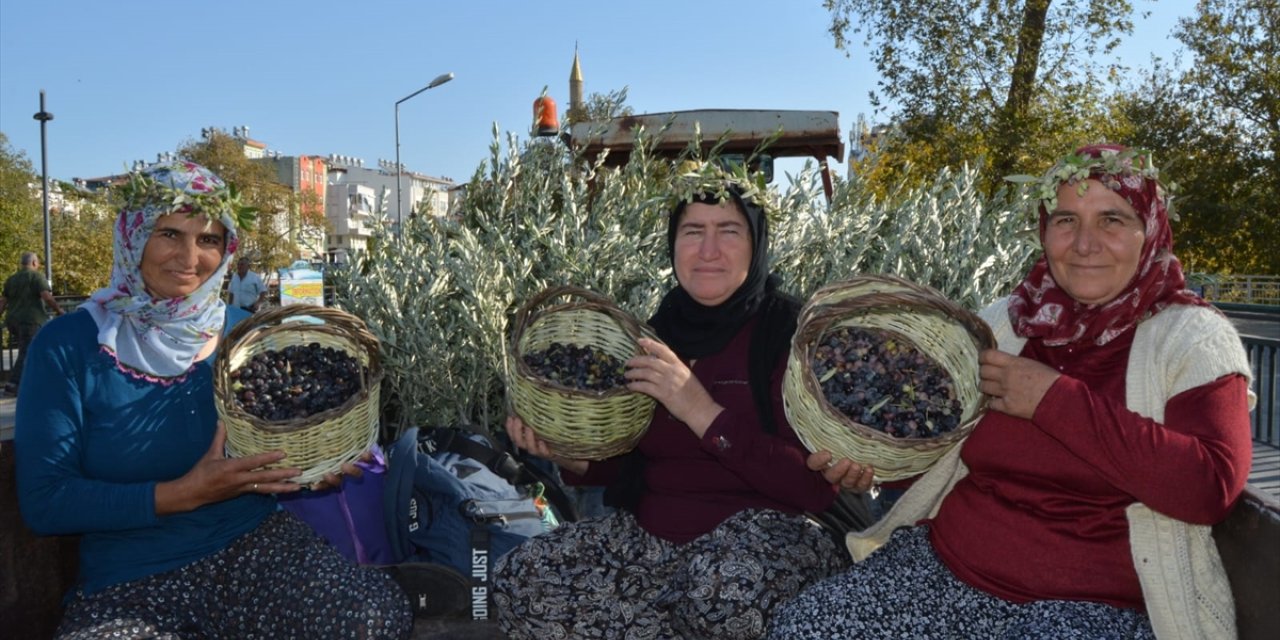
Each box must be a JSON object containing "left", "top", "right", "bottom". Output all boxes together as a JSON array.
[
  {"left": 667, "top": 160, "right": 778, "bottom": 221},
  {"left": 117, "top": 167, "right": 258, "bottom": 232},
  {"left": 1005, "top": 147, "right": 1170, "bottom": 215}
]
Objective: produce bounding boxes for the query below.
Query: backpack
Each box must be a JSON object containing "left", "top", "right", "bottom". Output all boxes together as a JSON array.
[{"left": 382, "top": 426, "right": 576, "bottom": 620}]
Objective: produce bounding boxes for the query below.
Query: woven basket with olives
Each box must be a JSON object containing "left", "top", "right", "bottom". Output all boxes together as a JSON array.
[
  {"left": 783, "top": 275, "right": 995, "bottom": 481},
  {"left": 507, "top": 285, "right": 658, "bottom": 461},
  {"left": 215, "top": 304, "right": 382, "bottom": 485}
]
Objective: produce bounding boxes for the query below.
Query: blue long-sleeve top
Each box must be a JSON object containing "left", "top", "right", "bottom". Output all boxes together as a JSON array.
[{"left": 15, "top": 309, "right": 275, "bottom": 595}]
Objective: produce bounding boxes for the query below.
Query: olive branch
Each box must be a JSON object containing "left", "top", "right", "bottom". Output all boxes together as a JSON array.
[
  {"left": 1005, "top": 147, "right": 1165, "bottom": 214},
  {"left": 118, "top": 168, "right": 258, "bottom": 231}
]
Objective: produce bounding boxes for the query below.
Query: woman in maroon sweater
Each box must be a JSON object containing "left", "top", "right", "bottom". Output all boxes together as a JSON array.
[
  {"left": 493, "top": 181, "right": 867, "bottom": 640},
  {"left": 767, "top": 145, "right": 1253, "bottom": 639}
]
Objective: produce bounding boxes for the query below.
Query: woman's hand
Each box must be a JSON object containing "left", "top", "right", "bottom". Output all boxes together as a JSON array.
[
  {"left": 155, "top": 422, "right": 302, "bottom": 515},
  {"left": 978, "top": 349, "right": 1061, "bottom": 420},
  {"left": 505, "top": 415, "right": 589, "bottom": 476},
  {"left": 806, "top": 450, "right": 876, "bottom": 493},
  {"left": 308, "top": 451, "right": 373, "bottom": 492},
  {"left": 626, "top": 338, "right": 724, "bottom": 437}
]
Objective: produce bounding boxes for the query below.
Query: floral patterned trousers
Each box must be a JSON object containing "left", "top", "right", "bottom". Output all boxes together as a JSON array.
[
  {"left": 56, "top": 511, "right": 413, "bottom": 640},
  {"left": 766, "top": 526, "right": 1157, "bottom": 640},
  {"left": 494, "top": 508, "right": 847, "bottom": 640}
]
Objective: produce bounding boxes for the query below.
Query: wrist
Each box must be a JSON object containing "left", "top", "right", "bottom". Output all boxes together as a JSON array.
[{"left": 154, "top": 478, "right": 197, "bottom": 515}]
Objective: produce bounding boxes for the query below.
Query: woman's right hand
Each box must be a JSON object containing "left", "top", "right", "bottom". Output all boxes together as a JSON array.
[
  {"left": 806, "top": 450, "right": 876, "bottom": 493},
  {"left": 505, "top": 415, "right": 589, "bottom": 476},
  {"left": 154, "top": 422, "right": 302, "bottom": 515}
]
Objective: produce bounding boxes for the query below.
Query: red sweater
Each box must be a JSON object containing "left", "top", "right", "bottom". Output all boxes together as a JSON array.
[
  {"left": 566, "top": 316, "right": 837, "bottom": 543},
  {"left": 928, "top": 329, "right": 1252, "bottom": 608}
]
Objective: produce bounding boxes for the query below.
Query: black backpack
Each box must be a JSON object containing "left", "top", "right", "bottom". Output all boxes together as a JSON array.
[{"left": 382, "top": 426, "right": 577, "bottom": 620}]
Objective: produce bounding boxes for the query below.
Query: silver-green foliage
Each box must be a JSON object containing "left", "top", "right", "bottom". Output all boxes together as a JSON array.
[
  {"left": 331, "top": 128, "right": 1039, "bottom": 437},
  {"left": 772, "top": 161, "right": 1040, "bottom": 309}
]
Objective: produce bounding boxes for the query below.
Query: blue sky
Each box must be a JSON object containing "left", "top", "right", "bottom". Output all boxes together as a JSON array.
[{"left": 1, "top": 0, "right": 1193, "bottom": 186}]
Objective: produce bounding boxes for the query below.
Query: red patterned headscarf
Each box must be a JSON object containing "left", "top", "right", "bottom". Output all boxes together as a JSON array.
[{"left": 1007, "top": 144, "right": 1209, "bottom": 346}]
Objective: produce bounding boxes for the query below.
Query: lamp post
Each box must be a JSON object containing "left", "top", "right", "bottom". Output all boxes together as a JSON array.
[
  {"left": 394, "top": 72, "right": 454, "bottom": 233},
  {"left": 33, "top": 90, "right": 54, "bottom": 288}
]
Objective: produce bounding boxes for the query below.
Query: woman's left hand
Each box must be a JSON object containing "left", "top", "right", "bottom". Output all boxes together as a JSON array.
[
  {"left": 626, "top": 338, "right": 724, "bottom": 437},
  {"left": 978, "top": 349, "right": 1061, "bottom": 420},
  {"left": 308, "top": 450, "right": 373, "bottom": 491}
]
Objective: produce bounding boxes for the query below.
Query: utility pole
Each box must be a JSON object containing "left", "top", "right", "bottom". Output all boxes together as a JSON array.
[{"left": 33, "top": 91, "right": 54, "bottom": 288}]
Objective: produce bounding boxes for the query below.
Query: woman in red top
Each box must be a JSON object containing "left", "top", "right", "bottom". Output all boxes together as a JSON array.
[
  {"left": 768, "top": 145, "right": 1254, "bottom": 639},
  {"left": 494, "top": 180, "right": 870, "bottom": 640}
]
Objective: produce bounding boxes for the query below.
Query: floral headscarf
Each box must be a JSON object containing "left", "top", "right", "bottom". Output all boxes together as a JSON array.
[
  {"left": 85, "top": 161, "right": 248, "bottom": 381},
  {"left": 1007, "top": 144, "right": 1208, "bottom": 347}
]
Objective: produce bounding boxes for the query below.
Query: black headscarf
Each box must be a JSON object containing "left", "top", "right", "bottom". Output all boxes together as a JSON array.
[{"left": 647, "top": 184, "right": 800, "bottom": 434}]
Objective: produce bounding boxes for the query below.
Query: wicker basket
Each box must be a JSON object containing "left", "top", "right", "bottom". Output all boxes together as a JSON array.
[
  {"left": 507, "top": 285, "right": 657, "bottom": 460},
  {"left": 215, "top": 304, "right": 382, "bottom": 485},
  {"left": 783, "top": 275, "right": 995, "bottom": 481}
]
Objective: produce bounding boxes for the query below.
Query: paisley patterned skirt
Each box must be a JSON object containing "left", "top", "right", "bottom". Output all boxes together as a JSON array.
[{"left": 494, "top": 508, "right": 847, "bottom": 640}]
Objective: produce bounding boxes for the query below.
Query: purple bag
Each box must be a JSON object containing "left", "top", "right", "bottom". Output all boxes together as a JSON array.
[{"left": 278, "top": 447, "right": 395, "bottom": 565}]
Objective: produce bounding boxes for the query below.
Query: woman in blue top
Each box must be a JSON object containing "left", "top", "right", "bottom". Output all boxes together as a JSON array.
[{"left": 15, "top": 161, "right": 412, "bottom": 639}]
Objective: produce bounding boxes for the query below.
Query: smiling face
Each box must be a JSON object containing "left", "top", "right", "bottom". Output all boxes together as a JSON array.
[
  {"left": 1043, "top": 179, "right": 1147, "bottom": 306},
  {"left": 140, "top": 213, "right": 228, "bottom": 300},
  {"left": 673, "top": 200, "right": 753, "bottom": 306}
]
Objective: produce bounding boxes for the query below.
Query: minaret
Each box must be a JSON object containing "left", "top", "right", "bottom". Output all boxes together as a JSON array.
[{"left": 569, "top": 43, "right": 584, "bottom": 120}]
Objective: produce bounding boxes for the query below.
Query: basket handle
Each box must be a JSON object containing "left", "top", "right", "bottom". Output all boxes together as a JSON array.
[{"left": 510, "top": 285, "right": 656, "bottom": 348}]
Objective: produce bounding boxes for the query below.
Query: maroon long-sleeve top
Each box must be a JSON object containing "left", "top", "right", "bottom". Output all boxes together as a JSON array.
[
  {"left": 928, "top": 328, "right": 1252, "bottom": 608},
  {"left": 565, "top": 315, "right": 837, "bottom": 543}
]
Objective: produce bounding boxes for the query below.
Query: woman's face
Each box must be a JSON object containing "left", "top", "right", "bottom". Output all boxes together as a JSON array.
[
  {"left": 673, "top": 200, "right": 753, "bottom": 306},
  {"left": 1044, "top": 179, "right": 1146, "bottom": 306},
  {"left": 140, "top": 213, "right": 227, "bottom": 299}
]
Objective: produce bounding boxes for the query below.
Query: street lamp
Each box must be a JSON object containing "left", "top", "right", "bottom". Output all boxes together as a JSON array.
[
  {"left": 33, "top": 90, "right": 54, "bottom": 288},
  {"left": 394, "top": 72, "right": 454, "bottom": 233}
]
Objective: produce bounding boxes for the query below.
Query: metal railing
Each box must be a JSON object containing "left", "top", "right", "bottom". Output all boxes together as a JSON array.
[
  {"left": 1244, "top": 335, "right": 1279, "bottom": 447},
  {"left": 1201, "top": 275, "right": 1280, "bottom": 306}
]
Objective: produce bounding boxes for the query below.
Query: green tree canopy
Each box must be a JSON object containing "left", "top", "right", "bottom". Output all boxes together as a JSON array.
[
  {"left": 1105, "top": 1, "right": 1278, "bottom": 274},
  {"left": 828, "top": 0, "right": 1137, "bottom": 189},
  {"left": 48, "top": 185, "right": 115, "bottom": 296},
  {"left": 178, "top": 131, "right": 296, "bottom": 272},
  {"left": 0, "top": 132, "right": 42, "bottom": 279}
]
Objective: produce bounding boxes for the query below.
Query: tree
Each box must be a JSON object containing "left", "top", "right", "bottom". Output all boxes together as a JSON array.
[
  {"left": 565, "top": 87, "right": 634, "bottom": 126},
  {"left": 826, "top": 0, "right": 1137, "bottom": 189},
  {"left": 1172, "top": 0, "right": 1279, "bottom": 273},
  {"left": 1103, "top": 2, "right": 1279, "bottom": 274},
  {"left": 177, "top": 131, "right": 295, "bottom": 272},
  {"left": 48, "top": 185, "right": 115, "bottom": 296},
  {"left": 0, "top": 132, "right": 42, "bottom": 279}
]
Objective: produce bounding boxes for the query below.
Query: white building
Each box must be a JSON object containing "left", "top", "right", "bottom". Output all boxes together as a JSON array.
[
  {"left": 326, "top": 155, "right": 454, "bottom": 231},
  {"left": 324, "top": 181, "right": 379, "bottom": 264}
]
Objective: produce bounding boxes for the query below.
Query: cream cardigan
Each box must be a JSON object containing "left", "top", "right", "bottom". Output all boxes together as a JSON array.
[{"left": 846, "top": 299, "right": 1255, "bottom": 640}]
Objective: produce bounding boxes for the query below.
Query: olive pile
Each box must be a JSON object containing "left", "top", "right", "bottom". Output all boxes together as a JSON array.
[
  {"left": 231, "top": 343, "right": 365, "bottom": 421},
  {"left": 812, "top": 326, "right": 961, "bottom": 438},
  {"left": 523, "top": 342, "right": 628, "bottom": 391}
]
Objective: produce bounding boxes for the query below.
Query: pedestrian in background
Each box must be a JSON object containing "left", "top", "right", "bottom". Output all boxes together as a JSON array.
[
  {"left": 228, "top": 256, "right": 266, "bottom": 312},
  {"left": 0, "top": 251, "right": 63, "bottom": 396}
]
